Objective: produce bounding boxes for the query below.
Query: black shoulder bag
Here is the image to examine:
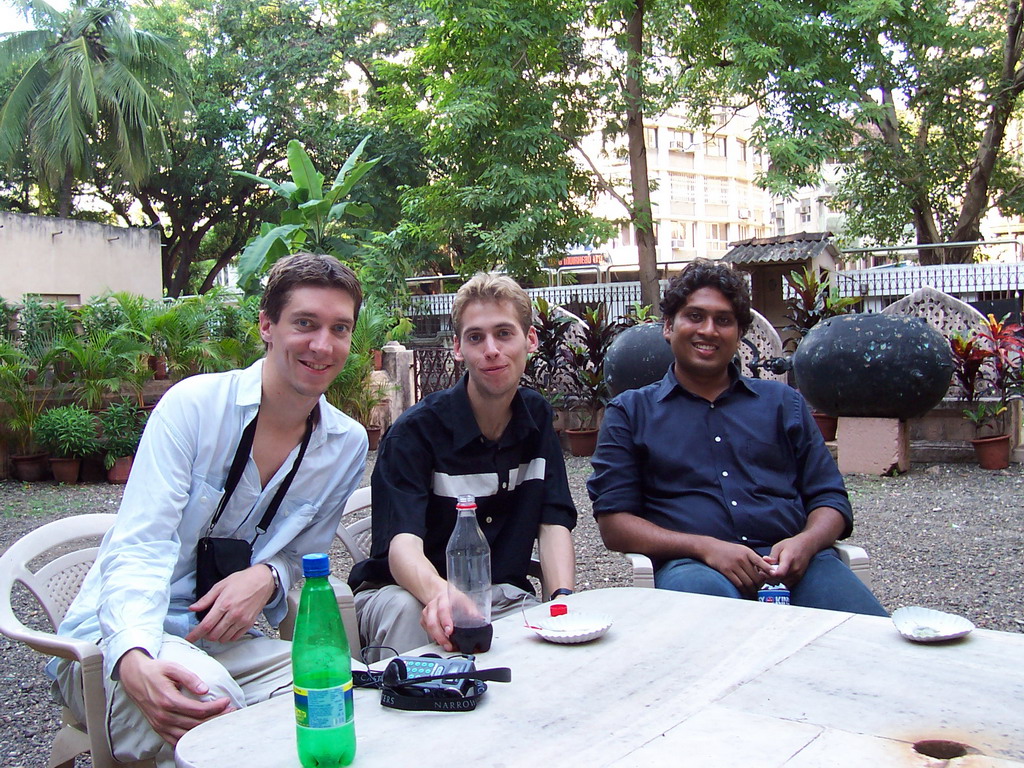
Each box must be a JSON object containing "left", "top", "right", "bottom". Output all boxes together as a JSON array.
[{"left": 195, "top": 409, "right": 313, "bottom": 620}]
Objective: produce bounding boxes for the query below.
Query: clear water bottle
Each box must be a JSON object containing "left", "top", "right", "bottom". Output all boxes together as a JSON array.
[
  {"left": 292, "top": 553, "right": 355, "bottom": 767},
  {"left": 446, "top": 495, "right": 493, "bottom": 653}
]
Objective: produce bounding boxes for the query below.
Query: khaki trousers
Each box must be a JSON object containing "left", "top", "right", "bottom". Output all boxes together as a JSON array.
[{"left": 54, "top": 633, "right": 292, "bottom": 767}]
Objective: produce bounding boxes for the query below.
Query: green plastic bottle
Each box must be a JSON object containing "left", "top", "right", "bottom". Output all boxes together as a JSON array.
[{"left": 292, "top": 553, "right": 355, "bottom": 767}]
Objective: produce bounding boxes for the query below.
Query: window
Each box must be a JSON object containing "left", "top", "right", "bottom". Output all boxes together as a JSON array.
[
  {"left": 644, "top": 127, "right": 658, "bottom": 150},
  {"left": 706, "top": 135, "right": 728, "bottom": 157},
  {"left": 619, "top": 223, "right": 632, "bottom": 247},
  {"left": 775, "top": 203, "right": 786, "bottom": 236},
  {"left": 737, "top": 139, "right": 748, "bottom": 162},
  {"left": 706, "top": 177, "right": 729, "bottom": 206},
  {"left": 670, "top": 223, "right": 688, "bottom": 250},
  {"left": 670, "top": 174, "right": 695, "bottom": 207},
  {"left": 667, "top": 129, "right": 694, "bottom": 152},
  {"left": 799, "top": 198, "right": 812, "bottom": 224},
  {"left": 708, "top": 223, "right": 729, "bottom": 251}
]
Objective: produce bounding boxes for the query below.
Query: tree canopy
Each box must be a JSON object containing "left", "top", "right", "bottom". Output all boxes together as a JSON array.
[{"left": 0, "top": 0, "right": 189, "bottom": 217}]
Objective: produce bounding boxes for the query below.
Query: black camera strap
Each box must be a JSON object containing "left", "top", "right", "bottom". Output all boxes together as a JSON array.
[
  {"left": 205, "top": 407, "right": 315, "bottom": 541},
  {"left": 353, "top": 666, "right": 511, "bottom": 713}
]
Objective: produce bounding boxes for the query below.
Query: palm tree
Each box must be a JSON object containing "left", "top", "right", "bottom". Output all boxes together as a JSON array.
[{"left": 0, "top": 0, "right": 189, "bottom": 216}]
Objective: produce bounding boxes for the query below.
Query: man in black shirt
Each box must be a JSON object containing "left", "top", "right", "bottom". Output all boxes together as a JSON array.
[{"left": 349, "top": 274, "right": 577, "bottom": 661}]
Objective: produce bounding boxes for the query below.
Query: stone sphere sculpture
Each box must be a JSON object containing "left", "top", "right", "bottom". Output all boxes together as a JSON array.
[
  {"left": 604, "top": 322, "right": 675, "bottom": 397},
  {"left": 792, "top": 314, "right": 953, "bottom": 420}
]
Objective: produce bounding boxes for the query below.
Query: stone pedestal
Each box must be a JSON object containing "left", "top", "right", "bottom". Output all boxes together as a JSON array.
[{"left": 837, "top": 417, "right": 909, "bottom": 475}]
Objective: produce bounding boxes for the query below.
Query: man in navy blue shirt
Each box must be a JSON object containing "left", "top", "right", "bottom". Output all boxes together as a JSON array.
[
  {"left": 588, "top": 260, "right": 886, "bottom": 615},
  {"left": 350, "top": 274, "right": 577, "bottom": 661}
]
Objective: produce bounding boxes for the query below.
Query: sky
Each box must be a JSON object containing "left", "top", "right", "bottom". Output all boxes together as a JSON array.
[{"left": 0, "top": 1, "right": 70, "bottom": 34}]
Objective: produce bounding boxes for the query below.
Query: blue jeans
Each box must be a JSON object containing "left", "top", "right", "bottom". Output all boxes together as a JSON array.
[{"left": 654, "top": 547, "right": 888, "bottom": 617}]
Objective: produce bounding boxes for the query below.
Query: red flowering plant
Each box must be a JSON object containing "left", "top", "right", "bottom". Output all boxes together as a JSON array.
[{"left": 955, "top": 314, "right": 1024, "bottom": 436}]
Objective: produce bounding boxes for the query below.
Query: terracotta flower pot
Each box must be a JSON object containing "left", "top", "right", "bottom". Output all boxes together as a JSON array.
[
  {"left": 566, "top": 428, "right": 599, "bottom": 457},
  {"left": 365, "top": 425, "right": 382, "bottom": 451},
  {"left": 812, "top": 412, "right": 838, "bottom": 442},
  {"left": 971, "top": 434, "right": 1011, "bottom": 470},
  {"left": 49, "top": 457, "right": 82, "bottom": 484},
  {"left": 149, "top": 355, "right": 169, "bottom": 380},
  {"left": 106, "top": 456, "right": 134, "bottom": 484},
  {"left": 11, "top": 453, "right": 50, "bottom": 482}
]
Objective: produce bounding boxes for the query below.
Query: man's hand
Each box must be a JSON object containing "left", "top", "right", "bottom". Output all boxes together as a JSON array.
[
  {"left": 186, "top": 565, "right": 275, "bottom": 643},
  {"left": 419, "top": 589, "right": 455, "bottom": 651},
  {"left": 117, "top": 649, "right": 234, "bottom": 746},
  {"left": 764, "top": 535, "right": 819, "bottom": 588},
  {"left": 699, "top": 539, "right": 773, "bottom": 597}
]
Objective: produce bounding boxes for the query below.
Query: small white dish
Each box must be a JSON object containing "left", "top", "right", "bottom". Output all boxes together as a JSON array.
[
  {"left": 892, "top": 606, "right": 974, "bottom": 643},
  {"left": 529, "top": 612, "right": 613, "bottom": 644}
]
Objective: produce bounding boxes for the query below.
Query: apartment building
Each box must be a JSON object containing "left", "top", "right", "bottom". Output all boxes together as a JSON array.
[{"left": 568, "top": 106, "right": 774, "bottom": 281}]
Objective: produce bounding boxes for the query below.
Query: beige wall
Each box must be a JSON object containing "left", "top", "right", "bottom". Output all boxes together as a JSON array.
[{"left": 0, "top": 211, "right": 162, "bottom": 301}]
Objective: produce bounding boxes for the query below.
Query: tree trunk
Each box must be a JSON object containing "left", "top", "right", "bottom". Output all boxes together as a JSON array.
[
  {"left": 57, "top": 166, "right": 74, "bottom": 219},
  {"left": 624, "top": 0, "right": 659, "bottom": 310},
  {"left": 947, "top": 1, "right": 1024, "bottom": 263}
]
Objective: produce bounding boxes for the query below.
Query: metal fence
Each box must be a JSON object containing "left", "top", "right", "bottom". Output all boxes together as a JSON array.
[
  {"left": 834, "top": 263, "right": 1024, "bottom": 316},
  {"left": 406, "top": 280, "right": 669, "bottom": 338}
]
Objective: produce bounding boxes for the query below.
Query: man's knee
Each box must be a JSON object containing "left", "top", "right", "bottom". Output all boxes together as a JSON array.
[
  {"left": 355, "top": 585, "right": 427, "bottom": 661},
  {"left": 792, "top": 550, "right": 888, "bottom": 617},
  {"left": 655, "top": 558, "right": 741, "bottom": 598}
]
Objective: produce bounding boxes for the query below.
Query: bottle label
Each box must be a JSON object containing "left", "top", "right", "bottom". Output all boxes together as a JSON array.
[{"left": 294, "top": 681, "right": 354, "bottom": 729}]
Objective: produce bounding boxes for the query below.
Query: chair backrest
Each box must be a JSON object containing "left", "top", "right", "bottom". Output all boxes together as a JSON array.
[
  {"left": 335, "top": 486, "right": 373, "bottom": 563},
  {"left": 0, "top": 514, "right": 115, "bottom": 638}
]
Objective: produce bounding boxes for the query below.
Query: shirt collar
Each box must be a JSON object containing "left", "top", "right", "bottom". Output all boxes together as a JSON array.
[
  {"left": 235, "top": 358, "right": 350, "bottom": 446},
  {"left": 655, "top": 361, "right": 759, "bottom": 402},
  {"left": 450, "top": 374, "right": 539, "bottom": 450}
]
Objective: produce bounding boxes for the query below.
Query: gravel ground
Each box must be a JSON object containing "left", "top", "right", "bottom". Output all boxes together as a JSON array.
[{"left": 1, "top": 456, "right": 1022, "bottom": 767}]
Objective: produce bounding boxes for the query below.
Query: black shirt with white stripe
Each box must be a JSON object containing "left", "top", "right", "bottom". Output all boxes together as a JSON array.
[{"left": 348, "top": 376, "right": 577, "bottom": 594}]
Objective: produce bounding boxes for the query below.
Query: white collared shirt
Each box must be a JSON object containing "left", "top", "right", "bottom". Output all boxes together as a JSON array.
[{"left": 57, "top": 360, "right": 368, "bottom": 681}]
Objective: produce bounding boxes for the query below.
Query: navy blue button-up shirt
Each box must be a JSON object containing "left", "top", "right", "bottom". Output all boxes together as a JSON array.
[{"left": 588, "top": 365, "right": 851, "bottom": 567}]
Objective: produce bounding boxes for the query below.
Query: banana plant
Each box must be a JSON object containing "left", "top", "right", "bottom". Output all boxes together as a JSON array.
[{"left": 234, "top": 137, "right": 381, "bottom": 293}]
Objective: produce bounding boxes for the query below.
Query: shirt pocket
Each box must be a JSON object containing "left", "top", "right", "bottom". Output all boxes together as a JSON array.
[{"left": 742, "top": 439, "right": 796, "bottom": 498}]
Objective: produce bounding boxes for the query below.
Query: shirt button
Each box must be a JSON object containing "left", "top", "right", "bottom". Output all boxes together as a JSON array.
[
  {"left": 485, "top": 516, "right": 493, "bottom": 524},
  {"left": 731, "top": 501, "right": 738, "bottom": 507},
  {"left": 714, "top": 436, "right": 722, "bottom": 442},
  {"left": 709, "top": 404, "right": 715, "bottom": 409},
  {"left": 722, "top": 471, "right": 729, "bottom": 477},
  {"left": 501, "top": 482, "right": 507, "bottom": 490},
  {"left": 741, "top": 536, "right": 748, "bottom": 542}
]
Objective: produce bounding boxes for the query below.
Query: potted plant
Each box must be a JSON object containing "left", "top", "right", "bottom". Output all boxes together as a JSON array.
[
  {"left": 98, "top": 398, "right": 148, "bottom": 483},
  {"left": 783, "top": 267, "right": 862, "bottom": 440},
  {"left": 951, "top": 315, "right": 1023, "bottom": 469},
  {"left": 35, "top": 404, "right": 98, "bottom": 483},
  {"left": 564, "top": 304, "right": 620, "bottom": 456},
  {"left": 346, "top": 375, "right": 389, "bottom": 450},
  {"left": 0, "top": 342, "right": 56, "bottom": 480}
]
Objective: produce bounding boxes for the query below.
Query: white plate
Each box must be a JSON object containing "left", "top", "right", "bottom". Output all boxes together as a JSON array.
[
  {"left": 529, "top": 612, "right": 613, "bottom": 644},
  {"left": 892, "top": 606, "right": 975, "bottom": 643}
]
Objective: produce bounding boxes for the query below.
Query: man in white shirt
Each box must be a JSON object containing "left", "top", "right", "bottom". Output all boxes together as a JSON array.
[{"left": 54, "top": 253, "right": 368, "bottom": 765}]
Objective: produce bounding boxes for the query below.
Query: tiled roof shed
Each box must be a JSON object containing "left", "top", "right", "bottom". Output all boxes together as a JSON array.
[{"left": 721, "top": 231, "right": 841, "bottom": 266}]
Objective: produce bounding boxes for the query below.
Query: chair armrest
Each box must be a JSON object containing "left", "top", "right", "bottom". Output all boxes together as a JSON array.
[
  {"left": 0, "top": 605, "right": 104, "bottom": 666},
  {"left": 835, "top": 542, "right": 872, "bottom": 589},
  {"left": 279, "top": 576, "right": 361, "bottom": 657},
  {"left": 624, "top": 553, "right": 656, "bottom": 589}
]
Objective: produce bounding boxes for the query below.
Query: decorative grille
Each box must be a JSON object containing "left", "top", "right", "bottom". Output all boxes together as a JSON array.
[{"left": 414, "top": 347, "right": 463, "bottom": 401}]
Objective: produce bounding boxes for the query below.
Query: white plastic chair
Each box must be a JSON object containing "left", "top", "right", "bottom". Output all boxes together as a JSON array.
[
  {"left": 0, "top": 513, "right": 153, "bottom": 768},
  {"left": 625, "top": 541, "right": 872, "bottom": 589},
  {"left": 280, "top": 486, "right": 371, "bottom": 654}
]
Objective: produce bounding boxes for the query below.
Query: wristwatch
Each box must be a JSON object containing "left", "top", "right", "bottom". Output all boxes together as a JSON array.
[
  {"left": 266, "top": 563, "right": 281, "bottom": 602},
  {"left": 549, "top": 588, "right": 574, "bottom": 601}
]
